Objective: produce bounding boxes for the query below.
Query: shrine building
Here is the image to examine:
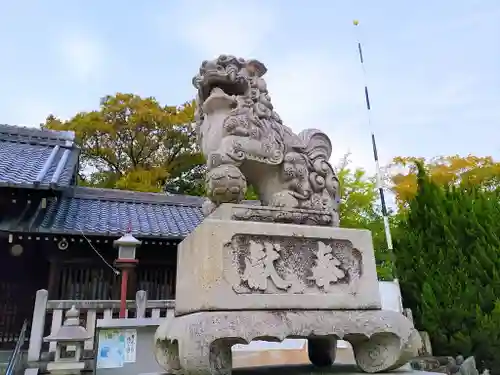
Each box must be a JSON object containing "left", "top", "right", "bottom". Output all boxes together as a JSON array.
[{"left": 0, "top": 124, "right": 204, "bottom": 349}]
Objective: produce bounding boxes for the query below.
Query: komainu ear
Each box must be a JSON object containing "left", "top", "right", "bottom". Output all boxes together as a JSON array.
[{"left": 246, "top": 59, "right": 267, "bottom": 77}]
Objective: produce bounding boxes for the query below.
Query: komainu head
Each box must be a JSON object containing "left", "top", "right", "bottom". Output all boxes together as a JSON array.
[{"left": 192, "top": 55, "right": 280, "bottom": 127}]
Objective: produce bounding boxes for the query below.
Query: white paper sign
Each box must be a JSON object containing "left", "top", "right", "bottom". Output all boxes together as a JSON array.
[{"left": 124, "top": 329, "right": 137, "bottom": 363}]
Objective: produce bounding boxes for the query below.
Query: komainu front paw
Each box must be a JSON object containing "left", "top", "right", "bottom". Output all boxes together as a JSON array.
[{"left": 206, "top": 164, "right": 247, "bottom": 204}]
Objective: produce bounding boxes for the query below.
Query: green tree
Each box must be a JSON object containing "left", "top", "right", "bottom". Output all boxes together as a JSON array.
[
  {"left": 336, "top": 154, "right": 394, "bottom": 280},
  {"left": 44, "top": 93, "right": 205, "bottom": 193},
  {"left": 394, "top": 163, "right": 500, "bottom": 373}
]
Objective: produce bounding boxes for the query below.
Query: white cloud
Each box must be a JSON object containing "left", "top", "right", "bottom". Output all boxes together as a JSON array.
[
  {"left": 4, "top": 99, "right": 54, "bottom": 127},
  {"left": 162, "top": 0, "right": 278, "bottom": 58},
  {"left": 2, "top": 94, "right": 92, "bottom": 127},
  {"left": 58, "top": 33, "right": 104, "bottom": 81},
  {"left": 161, "top": 1, "right": 376, "bottom": 169},
  {"left": 265, "top": 51, "right": 377, "bottom": 171},
  {"left": 160, "top": 1, "right": 500, "bottom": 174}
]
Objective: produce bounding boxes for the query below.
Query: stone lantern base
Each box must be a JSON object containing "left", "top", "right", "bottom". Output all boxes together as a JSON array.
[{"left": 46, "top": 361, "right": 85, "bottom": 374}]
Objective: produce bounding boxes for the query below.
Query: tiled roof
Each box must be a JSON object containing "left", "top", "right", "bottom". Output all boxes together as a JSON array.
[
  {"left": 0, "top": 125, "right": 205, "bottom": 239},
  {"left": 38, "top": 187, "right": 205, "bottom": 239},
  {"left": 0, "top": 184, "right": 265, "bottom": 239},
  {"left": 0, "top": 124, "right": 80, "bottom": 189}
]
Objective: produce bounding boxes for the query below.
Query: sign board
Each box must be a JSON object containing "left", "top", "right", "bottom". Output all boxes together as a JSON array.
[
  {"left": 94, "top": 318, "right": 164, "bottom": 375},
  {"left": 97, "top": 329, "right": 137, "bottom": 369}
]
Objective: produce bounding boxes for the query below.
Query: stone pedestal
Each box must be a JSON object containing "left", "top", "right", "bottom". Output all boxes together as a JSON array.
[{"left": 155, "top": 204, "right": 421, "bottom": 375}]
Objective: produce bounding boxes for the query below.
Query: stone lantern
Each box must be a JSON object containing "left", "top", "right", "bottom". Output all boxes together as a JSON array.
[
  {"left": 44, "top": 306, "right": 91, "bottom": 374},
  {"left": 114, "top": 232, "right": 141, "bottom": 318},
  {"left": 114, "top": 232, "right": 141, "bottom": 260}
]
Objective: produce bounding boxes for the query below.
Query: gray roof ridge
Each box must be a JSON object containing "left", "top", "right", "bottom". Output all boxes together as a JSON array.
[
  {"left": 0, "top": 124, "right": 76, "bottom": 146},
  {"left": 65, "top": 186, "right": 206, "bottom": 207}
]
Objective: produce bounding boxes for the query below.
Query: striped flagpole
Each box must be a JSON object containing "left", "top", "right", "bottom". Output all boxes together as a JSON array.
[{"left": 352, "top": 20, "right": 396, "bottom": 279}]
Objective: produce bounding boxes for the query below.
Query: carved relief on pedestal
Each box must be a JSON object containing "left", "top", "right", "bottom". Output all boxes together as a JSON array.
[
  {"left": 230, "top": 205, "right": 337, "bottom": 226},
  {"left": 240, "top": 240, "right": 292, "bottom": 291},
  {"left": 308, "top": 241, "right": 346, "bottom": 292},
  {"left": 227, "top": 235, "right": 363, "bottom": 294}
]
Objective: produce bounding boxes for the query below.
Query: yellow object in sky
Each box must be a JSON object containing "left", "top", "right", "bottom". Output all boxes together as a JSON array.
[{"left": 353, "top": 20, "right": 359, "bottom": 26}]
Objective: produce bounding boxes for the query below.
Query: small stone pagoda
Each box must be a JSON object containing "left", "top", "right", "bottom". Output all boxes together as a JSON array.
[{"left": 154, "top": 55, "right": 421, "bottom": 375}]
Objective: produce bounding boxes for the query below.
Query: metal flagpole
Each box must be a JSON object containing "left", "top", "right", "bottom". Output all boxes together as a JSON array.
[{"left": 352, "top": 20, "right": 397, "bottom": 281}]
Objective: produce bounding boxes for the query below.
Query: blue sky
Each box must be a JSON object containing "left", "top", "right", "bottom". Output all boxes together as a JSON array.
[{"left": 1, "top": 0, "right": 499, "bottom": 171}]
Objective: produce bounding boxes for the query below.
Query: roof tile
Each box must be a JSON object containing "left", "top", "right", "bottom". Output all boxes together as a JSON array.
[
  {"left": 0, "top": 124, "right": 79, "bottom": 189},
  {"left": 0, "top": 125, "right": 211, "bottom": 239},
  {"left": 38, "top": 187, "right": 205, "bottom": 239}
]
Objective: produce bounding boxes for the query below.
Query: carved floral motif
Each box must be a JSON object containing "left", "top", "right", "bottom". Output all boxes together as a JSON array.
[
  {"left": 241, "top": 240, "right": 291, "bottom": 291},
  {"left": 308, "top": 241, "right": 346, "bottom": 291},
  {"left": 228, "top": 234, "right": 362, "bottom": 294}
]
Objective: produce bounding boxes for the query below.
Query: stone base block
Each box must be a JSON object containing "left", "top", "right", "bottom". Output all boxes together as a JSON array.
[
  {"left": 46, "top": 361, "right": 85, "bottom": 374},
  {"left": 175, "top": 204, "right": 381, "bottom": 316},
  {"left": 154, "top": 310, "right": 422, "bottom": 375},
  {"left": 233, "top": 364, "right": 443, "bottom": 375}
]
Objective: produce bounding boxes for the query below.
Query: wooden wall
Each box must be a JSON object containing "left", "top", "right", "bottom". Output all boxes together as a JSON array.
[
  {"left": 46, "top": 238, "right": 178, "bottom": 300},
  {"left": 0, "top": 237, "right": 49, "bottom": 349},
  {"left": 0, "top": 234, "right": 178, "bottom": 348}
]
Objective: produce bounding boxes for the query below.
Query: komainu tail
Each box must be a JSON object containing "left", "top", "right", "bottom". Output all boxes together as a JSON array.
[
  {"left": 298, "top": 129, "right": 340, "bottom": 205},
  {"left": 298, "top": 129, "right": 333, "bottom": 161}
]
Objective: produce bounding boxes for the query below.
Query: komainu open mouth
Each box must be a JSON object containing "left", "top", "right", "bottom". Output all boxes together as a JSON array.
[{"left": 200, "top": 78, "right": 248, "bottom": 104}]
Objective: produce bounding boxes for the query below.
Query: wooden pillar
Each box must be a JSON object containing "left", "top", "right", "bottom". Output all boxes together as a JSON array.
[
  {"left": 126, "top": 267, "right": 137, "bottom": 300},
  {"left": 47, "top": 259, "right": 60, "bottom": 298}
]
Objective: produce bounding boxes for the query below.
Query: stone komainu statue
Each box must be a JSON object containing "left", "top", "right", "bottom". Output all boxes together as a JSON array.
[{"left": 193, "top": 55, "right": 340, "bottom": 224}]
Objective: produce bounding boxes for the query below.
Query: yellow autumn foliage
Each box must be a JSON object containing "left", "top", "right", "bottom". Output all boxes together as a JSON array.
[
  {"left": 390, "top": 155, "right": 500, "bottom": 205},
  {"left": 43, "top": 93, "right": 204, "bottom": 193}
]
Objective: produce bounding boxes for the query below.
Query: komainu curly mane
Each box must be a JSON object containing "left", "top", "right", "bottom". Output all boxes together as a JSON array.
[{"left": 193, "top": 55, "right": 340, "bottom": 225}]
